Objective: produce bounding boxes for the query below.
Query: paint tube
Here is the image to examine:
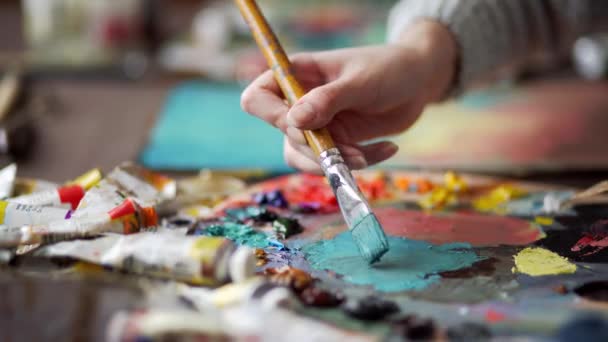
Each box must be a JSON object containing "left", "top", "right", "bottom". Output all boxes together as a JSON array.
[
  {"left": 8, "top": 168, "right": 102, "bottom": 210},
  {"left": 106, "top": 310, "right": 227, "bottom": 342},
  {"left": 74, "top": 163, "right": 175, "bottom": 218},
  {"left": 38, "top": 232, "right": 256, "bottom": 285},
  {"left": 0, "top": 198, "right": 157, "bottom": 247},
  {"left": 106, "top": 162, "right": 176, "bottom": 206},
  {"left": 67, "top": 168, "right": 103, "bottom": 190},
  {"left": 13, "top": 178, "right": 59, "bottom": 196},
  {"left": 10, "top": 184, "right": 85, "bottom": 210},
  {"left": 0, "top": 163, "right": 16, "bottom": 199},
  {"left": 106, "top": 305, "right": 376, "bottom": 342},
  {"left": 0, "top": 201, "right": 70, "bottom": 228},
  {"left": 178, "top": 277, "right": 296, "bottom": 309}
]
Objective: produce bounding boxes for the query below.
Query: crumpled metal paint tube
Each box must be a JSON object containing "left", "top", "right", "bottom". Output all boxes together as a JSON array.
[
  {"left": 0, "top": 198, "right": 157, "bottom": 248},
  {"left": 37, "top": 232, "right": 256, "bottom": 285}
]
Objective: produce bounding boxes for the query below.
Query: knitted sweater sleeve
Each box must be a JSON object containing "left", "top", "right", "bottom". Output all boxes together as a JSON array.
[{"left": 387, "top": 0, "right": 608, "bottom": 93}]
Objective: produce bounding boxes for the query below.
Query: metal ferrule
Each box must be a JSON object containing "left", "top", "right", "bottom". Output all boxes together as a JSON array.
[{"left": 319, "top": 148, "right": 372, "bottom": 230}]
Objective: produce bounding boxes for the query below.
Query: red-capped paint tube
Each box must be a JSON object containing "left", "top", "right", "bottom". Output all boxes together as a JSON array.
[
  {"left": 9, "top": 184, "right": 85, "bottom": 210},
  {"left": 8, "top": 169, "right": 103, "bottom": 210},
  {"left": 0, "top": 198, "right": 157, "bottom": 247},
  {"left": 0, "top": 201, "right": 70, "bottom": 228},
  {"left": 74, "top": 163, "right": 175, "bottom": 218}
]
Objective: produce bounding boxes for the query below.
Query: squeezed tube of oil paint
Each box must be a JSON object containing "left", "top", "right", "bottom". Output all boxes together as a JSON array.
[
  {"left": 39, "top": 232, "right": 256, "bottom": 285},
  {"left": 10, "top": 184, "right": 86, "bottom": 210},
  {"left": 179, "top": 277, "right": 296, "bottom": 309},
  {"left": 106, "top": 162, "right": 176, "bottom": 205},
  {"left": 0, "top": 201, "right": 70, "bottom": 228},
  {"left": 1, "top": 198, "right": 157, "bottom": 247},
  {"left": 74, "top": 163, "right": 175, "bottom": 217},
  {"left": 9, "top": 168, "right": 102, "bottom": 210},
  {"left": 106, "top": 304, "right": 370, "bottom": 342},
  {"left": 106, "top": 310, "right": 227, "bottom": 342}
]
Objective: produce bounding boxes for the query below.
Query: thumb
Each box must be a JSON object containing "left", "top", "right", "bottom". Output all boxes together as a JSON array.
[{"left": 286, "top": 79, "right": 354, "bottom": 130}]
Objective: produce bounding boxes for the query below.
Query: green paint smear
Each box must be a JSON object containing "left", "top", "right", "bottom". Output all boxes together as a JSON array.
[
  {"left": 304, "top": 232, "right": 481, "bottom": 292},
  {"left": 203, "top": 222, "right": 277, "bottom": 248}
]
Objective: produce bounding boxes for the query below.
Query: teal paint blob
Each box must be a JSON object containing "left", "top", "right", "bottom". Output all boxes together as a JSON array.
[
  {"left": 304, "top": 232, "right": 481, "bottom": 292},
  {"left": 202, "top": 222, "right": 282, "bottom": 249}
]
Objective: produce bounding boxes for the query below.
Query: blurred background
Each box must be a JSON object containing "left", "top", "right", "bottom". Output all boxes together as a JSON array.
[{"left": 1, "top": 0, "right": 608, "bottom": 183}]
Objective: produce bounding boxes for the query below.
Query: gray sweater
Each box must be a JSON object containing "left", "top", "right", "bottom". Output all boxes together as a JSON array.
[{"left": 387, "top": 0, "right": 608, "bottom": 93}]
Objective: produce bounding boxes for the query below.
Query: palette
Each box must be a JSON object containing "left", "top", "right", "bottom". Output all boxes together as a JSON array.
[
  {"left": 4, "top": 168, "right": 608, "bottom": 340},
  {"left": 210, "top": 170, "right": 608, "bottom": 339}
]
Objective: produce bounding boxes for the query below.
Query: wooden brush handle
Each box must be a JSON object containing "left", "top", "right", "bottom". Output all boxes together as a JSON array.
[{"left": 235, "top": 0, "right": 336, "bottom": 157}]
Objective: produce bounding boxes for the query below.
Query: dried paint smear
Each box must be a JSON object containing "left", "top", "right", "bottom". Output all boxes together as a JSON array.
[
  {"left": 304, "top": 232, "right": 481, "bottom": 292},
  {"left": 512, "top": 247, "right": 577, "bottom": 276}
]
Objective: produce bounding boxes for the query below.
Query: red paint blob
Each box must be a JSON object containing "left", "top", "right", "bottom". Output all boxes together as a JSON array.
[
  {"left": 375, "top": 207, "right": 543, "bottom": 247},
  {"left": 257, "top": 174, "right": 392, "bottom": 213},
  {"left": 485, "top": 309, "right": 507, "bottom": 323},
  {"left": 571, "top": 220, "right": 608, "bottom": 256}
]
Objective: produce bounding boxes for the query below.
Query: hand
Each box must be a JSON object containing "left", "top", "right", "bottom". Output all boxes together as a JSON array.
[{"left": 241, "top": 20, "right": 457, "bottom": 173}]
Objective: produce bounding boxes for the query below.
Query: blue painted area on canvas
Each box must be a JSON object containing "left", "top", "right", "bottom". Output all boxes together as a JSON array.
[{"left": 140, "top": 81, "right": 288, "bottom": 172}]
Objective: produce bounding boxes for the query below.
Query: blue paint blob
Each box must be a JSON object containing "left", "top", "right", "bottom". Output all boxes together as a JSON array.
[{"left": 303, "top": 232, "right": 481, "bottom": 292}]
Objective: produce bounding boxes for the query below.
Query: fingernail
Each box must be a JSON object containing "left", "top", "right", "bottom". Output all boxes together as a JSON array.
[
  {"left": 287, "top": 102, "right": 315, "bottom": 127},
  {"left": 286, "top": 126, "right": 307, "bottom": 144},
  {"left": 350, "top": 156, "right": 368, "bottom": 170}
]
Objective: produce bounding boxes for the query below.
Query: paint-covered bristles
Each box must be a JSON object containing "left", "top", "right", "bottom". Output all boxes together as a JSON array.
[{"left": 350, "top": 213, "right": 389, "bottom": 264}]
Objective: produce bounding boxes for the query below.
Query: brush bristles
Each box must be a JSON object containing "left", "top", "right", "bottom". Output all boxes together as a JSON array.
[{"left": 350, "top": 213, "right": 389, "bottom": 264}]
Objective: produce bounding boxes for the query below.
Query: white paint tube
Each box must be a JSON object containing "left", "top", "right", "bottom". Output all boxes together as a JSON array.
[
  {"left": 0, "top": 201, "right": 70, "bottom": 228},
  {"left": 37, "top": 232, "right": 256, "bottom": 285}
]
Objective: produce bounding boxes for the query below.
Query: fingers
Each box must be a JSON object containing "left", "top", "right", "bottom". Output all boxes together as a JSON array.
[
  {"left": 286, "top": 79, "right": 354, "bottom": 130},
  {"left": 357, "top": 141, "right": 399, "bottom": 166},
  {"left": 241, "top": 54, "right": 324, "bottom": 132},
  {"left": 241, "top": 70, "right": 289, "bottom": 131},
  {"left": 283, "top": 137, "right": 323, "bottom": 174},
  {"left": 283, "top": 134, "right": 399, "bottom": 173},
  {"left": 338, "top": 141, "right": 399, "bottom": 169}
]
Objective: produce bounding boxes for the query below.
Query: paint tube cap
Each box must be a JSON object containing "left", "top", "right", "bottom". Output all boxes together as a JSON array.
[
  {"left": 69, "top": 168, "right": 103, "bottom": 190},
  {"left": 108, "top": 198, "right": 138, "bottom": 220},
  {"left": 229, "top": 246, "right": 256, "bottom": 283},
  {"left": 58, "top": 184, "right": 86, "bottom": 210}
]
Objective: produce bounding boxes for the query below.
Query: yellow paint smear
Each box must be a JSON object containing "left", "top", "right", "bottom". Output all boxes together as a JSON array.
[
  {"left": 512, "top": 247, "right": 577, "bottom": 276},
  {"left": 534, "top": 216, "right": 554, "bottom": 226}
]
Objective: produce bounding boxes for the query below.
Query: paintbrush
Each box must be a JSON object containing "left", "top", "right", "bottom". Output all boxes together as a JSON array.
[{"left": 234, "top": 0, "right": 389, "bottom": 263}]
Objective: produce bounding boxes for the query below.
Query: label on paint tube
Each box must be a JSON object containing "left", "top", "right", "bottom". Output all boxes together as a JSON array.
[
  {"left": 38, "top": 233, "right": 254, "bottom": 285},
  {"left": 0, "top": 201, "right": 70, "bottom": 228},
  {"left": 108, "top": 169, "right": 159, "bottom": 206},
  {"left": 36, "top": 199, "right": 147, "bottom": 235},
  {"left": 73, "top": 180, "right": 125, "bottom": 218},
  {"left": 4, "top": 199, "right": 157, "bottom": 247},
  {"left": 107, "top": 163, "right": 176, "bottom": 204},
  {"left": 32, "top": 215, "right": 120, "bottom": 235},
  {"left": 9, "top": 185, "right": 85, "bottom": 210}
]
